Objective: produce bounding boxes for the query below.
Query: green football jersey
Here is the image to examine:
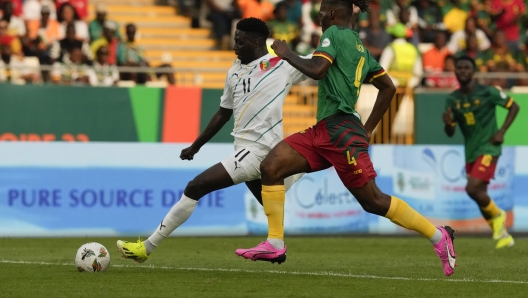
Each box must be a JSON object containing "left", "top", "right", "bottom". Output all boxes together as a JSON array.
[
  {"left": 313, "top": 25, "right": 386, "bottom": 122},
  {"left": 445, "top": 84, "right": 514, "bottom": 163}
]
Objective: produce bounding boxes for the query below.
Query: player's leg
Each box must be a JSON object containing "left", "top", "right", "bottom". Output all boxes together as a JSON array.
[
  {"left": 245, "top": 179, "right": 263, "bottom": 205},
  {"left": 260, "top": 141, "right": 311, "bottom": 248},
  {"left": 116, "top": 162, "right": 235, "bottom": 262},
  {"left": 117, "top": 146, "right": 263, "bottom": 262},
  {"left": 243, "top": 173, "right": 304, "bottom": 207},
  {"left": 346, "top": 180, "right": 456, "bottom": 276},
  {"left": 236, "top": 127, "right": 330, "bottom": 263},
  {"left": 322, "top": 114, "right": 456, "bottom": 276},
  {"left": 465, "top": 155, "right": 513, "bottom": 248}
]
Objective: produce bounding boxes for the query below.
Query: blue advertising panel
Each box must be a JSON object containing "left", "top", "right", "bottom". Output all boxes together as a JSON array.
[{"left": 0, "top": 143, "right": 527, "bottom": 236}]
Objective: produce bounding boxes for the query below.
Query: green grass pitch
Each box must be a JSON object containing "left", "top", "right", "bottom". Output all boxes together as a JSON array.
[{"left": 1, "top": 236, "right": 527, "bottom": 297}]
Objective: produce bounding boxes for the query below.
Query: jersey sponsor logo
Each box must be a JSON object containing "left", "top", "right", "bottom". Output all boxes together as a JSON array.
[
  {"left": 474, "top": 99, "right": 480, "bottom": 106},
  {"left": 456, "top": 101, "right": 460, "bottom": 109},
  {"left": 353, "top": 169, "right": 363, "bottom": 175},
  {"left": 234, "top": 161, "right": 240, "bottom": 170},
  {"left": 321, "top": 38, "right": 330, "bottom": 48},
  {"left": 463, "top": 103, "right": 470, "bottom": 108}
]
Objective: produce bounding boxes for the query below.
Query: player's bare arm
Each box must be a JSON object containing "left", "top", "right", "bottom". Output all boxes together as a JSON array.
[
  {"left": 272, "top": 40, "right": 331, "bottom": 80},
  {"left": 180, "top": 107, "right": 233, "bottom": 160},
  {"left": 443, "top": 107, "right": 456, "bottom": 137},
  {"left": 491, "top": 101, "right": 520, "bottom": 145},
  {"left": 363, "top": 73, "right": 396, "bottom": 139}
]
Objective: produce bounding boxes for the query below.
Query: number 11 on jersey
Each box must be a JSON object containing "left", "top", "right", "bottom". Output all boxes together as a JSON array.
[{"left": 243, "top": 78, "right": 251, "bottom": 94}]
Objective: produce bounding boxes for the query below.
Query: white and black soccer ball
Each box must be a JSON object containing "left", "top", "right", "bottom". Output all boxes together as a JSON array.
[{"left": 75, "top": 242, "right": 111, "bottom": 272}]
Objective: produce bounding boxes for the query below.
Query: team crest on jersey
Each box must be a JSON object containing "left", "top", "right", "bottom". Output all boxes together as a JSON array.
[
  {"left": 259, "top": 57, "right": 281, "bottom": 70},
  {"left": 322, "top": 38, "right": 330, "bottom": 48},
  {"left": 260, "top": 59, "right": 270, "bottom": 70},
  {"left": 474, "top": 99, "right": 480, "bottom": 106}
]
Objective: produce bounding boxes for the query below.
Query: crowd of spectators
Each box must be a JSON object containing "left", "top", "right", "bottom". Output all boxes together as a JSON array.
[
  {"left": 0, "top": 0, "right": 174, "bottom": 86},
  {"left": 2, "top": 0, "right": 528, "bottom": 89},
  {"left": 200, "top": 0, "right": 528, "bottom": 89}
]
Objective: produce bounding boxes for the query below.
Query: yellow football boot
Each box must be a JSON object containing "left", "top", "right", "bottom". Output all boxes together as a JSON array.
[{"left": 116, "top": 239, "right": 149, "bottom": 263}]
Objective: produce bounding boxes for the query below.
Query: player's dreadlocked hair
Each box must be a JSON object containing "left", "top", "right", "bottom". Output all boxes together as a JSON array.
[
  {"left": 325, "top": 0, "right": 371, "bottom": 14},
  {"left": 236, "top": 18, "right": 270, "bottom": 41}
]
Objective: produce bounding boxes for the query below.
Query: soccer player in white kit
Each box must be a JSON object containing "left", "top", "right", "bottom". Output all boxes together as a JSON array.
[{"left": 116, "top": 18, "right": 308, "bottom": 264}]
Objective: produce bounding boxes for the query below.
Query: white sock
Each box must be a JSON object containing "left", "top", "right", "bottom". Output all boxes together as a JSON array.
[
  {"left": 267, "top": 238, "right": 285, "bottom": 249},
  {"left": 144, "top": 239, "right": 156, "bottom": 255},
  {"left": 429, "top": 228, "right": 443, "bottom": 245},
  {"left": 146, "top": 195, "right": 198, "bottom": 254}
]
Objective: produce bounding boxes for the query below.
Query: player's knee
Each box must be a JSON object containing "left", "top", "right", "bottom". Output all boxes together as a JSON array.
[
  {"left": 357, "top": 192, "right": 390, "bottom": 216},
  {"left": 260, "top": 158, "right": 280, "bottom": 180},
  {"left": 184, "top": 178, "right": 207, "bottom": 199},
  {"left": 466, "top": 184, "right": 481, "bottom": 199}
]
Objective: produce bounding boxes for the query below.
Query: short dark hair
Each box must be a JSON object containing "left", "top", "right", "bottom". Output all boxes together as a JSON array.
[
  {"left": 324, "top": 0, "right": 371, "bottom": 14},
  {"left": 236, "top": 18, "right": 270, "bottom": 40},
  {"left": 455, "top": 55, "right": 476, "bottom": 69}
]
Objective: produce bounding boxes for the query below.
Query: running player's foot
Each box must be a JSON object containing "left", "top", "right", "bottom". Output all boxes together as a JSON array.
[
  {"left": 116, "top": 239, "right": 149, "bottom": 263},
  {"left": 491, "top": 210, "right": 507, "bottom": 240},
  {"left": 433, "top": 226, "right": 456, "bottom": 276},
  {"left": 235, "top": 240, "right": 287, "bottom": 264},
  {"left": 496, "top": 235, "right": 515, "bottom": 249}
]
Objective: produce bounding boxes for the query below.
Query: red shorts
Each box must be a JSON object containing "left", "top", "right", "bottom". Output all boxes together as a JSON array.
[
  {"left": 465, "top": 154, "right": 498, "bottom": 183},
  {"left": 284, "top": 112, "right": 376, "bottom": 188}
]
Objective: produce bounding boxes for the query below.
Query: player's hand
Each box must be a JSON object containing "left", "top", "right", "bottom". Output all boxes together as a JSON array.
[
  {"left": 490, "top": 131, "right": 505, "bottom": 145},
  {"left": 180, "top": 145, "right": 200, "bottom": 160},
  {"left": 442, "top": 108, "right": 454, "bottom": 126},
  {"left": 271, "top": 39, "right": 291, "bottom": 59}
]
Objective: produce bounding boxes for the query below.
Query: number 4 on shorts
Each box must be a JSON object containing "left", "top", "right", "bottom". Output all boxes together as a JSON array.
[{"left": 346, "top": 151, "right": 357, "bottom": 166}]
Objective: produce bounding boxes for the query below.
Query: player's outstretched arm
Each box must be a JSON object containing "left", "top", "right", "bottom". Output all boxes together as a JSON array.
[
  {"left": 271, "top": 40, "right": 331, "bottom": 80},
  {"left": 180, "top": 107, "right": 233, "bottom": 160},
  {"left": 443, "top": 108, "right": 456, "bottom": 137},
  {"left": 363, "top": 73, "right": 396, "bottom": 136},
  {"left": 491, "top": 101, "right": 520, "bottom": 145}
]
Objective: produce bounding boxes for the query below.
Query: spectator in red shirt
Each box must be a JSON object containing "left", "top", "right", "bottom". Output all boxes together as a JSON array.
[
  {"left": 423, "top": 31, "right": 451, "bottom": 72},
  {"left": 489, "top": 0, "right": 525, "bottom": 50}
]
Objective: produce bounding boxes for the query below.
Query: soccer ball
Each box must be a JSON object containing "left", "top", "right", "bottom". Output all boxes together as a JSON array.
[{"left": 75, "top": 242, "right": 111, "bottom": 272}]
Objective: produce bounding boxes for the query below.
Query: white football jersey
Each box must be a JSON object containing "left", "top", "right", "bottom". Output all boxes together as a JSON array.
[{"left": 220, "top": 53, "right": 309, "bottom": 148}]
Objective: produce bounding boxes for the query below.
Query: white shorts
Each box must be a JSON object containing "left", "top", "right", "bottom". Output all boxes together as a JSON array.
[{"left": 220, "top": 138, "right": 302, "bottom": 190}]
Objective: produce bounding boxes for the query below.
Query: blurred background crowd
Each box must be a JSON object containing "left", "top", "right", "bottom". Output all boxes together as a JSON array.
[{"left": 0, "top": 0, "right": 527, "bottom": 89}]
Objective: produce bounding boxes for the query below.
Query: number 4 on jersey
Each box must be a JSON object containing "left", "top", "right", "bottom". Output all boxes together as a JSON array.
[{"left": 242, "top": 78, "right": 251, "bottom": 94}]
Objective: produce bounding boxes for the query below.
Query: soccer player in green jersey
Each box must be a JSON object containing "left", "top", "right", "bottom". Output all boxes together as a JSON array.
[
  {"left": 443, "top": 56, "right": 520, "bottom": 249},
  {"left": 236, "top": 0, "right": 458, "bottom": 276}
]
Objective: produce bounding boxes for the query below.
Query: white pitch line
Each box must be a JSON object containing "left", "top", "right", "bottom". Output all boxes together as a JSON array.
[{"left": 2, "top": 259, "right": 527, "bottom": 285}]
